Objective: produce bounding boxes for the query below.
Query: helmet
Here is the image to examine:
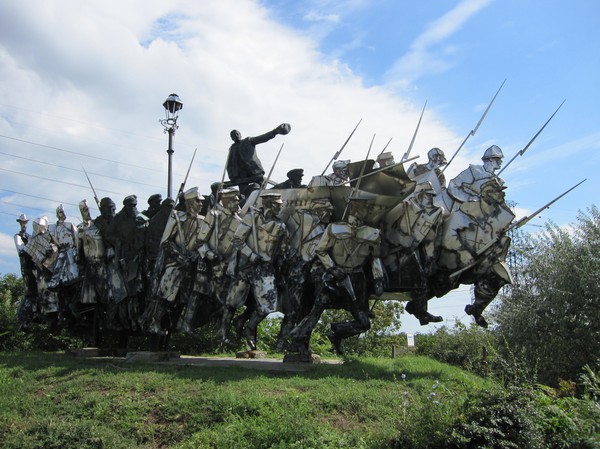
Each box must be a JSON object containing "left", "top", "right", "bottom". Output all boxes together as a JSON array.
[
  {"left": 332, "top": 159, "right": 350, "bottom": 170},
  {"left": 427, "top": 147, "right": 447, "bottom": 164},
  {"left": 482, "top": 145, "right": 503, "bottom": 161}
]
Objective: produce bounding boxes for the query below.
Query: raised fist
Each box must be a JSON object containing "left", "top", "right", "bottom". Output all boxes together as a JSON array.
[{"left": 275, "top": 123, "right": 291, "bottom": 135}]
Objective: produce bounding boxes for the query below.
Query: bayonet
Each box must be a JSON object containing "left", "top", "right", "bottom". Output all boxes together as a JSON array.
[
  {"left": 321, "top": 118, "right": 362, "bottom": 176},
  {"left": 175, "top": 147, "right": 198, "bottom": 201},
  {"left": 498, "top": 99, "right": 566, "bottom": 176},
  {"left": 442, "top": 79, "right": 506, "bottom": 173},
  {"left": 341, "top": 134, "right": 375, "bottom": 220},
  {"left": 82, "top": 166, "right": 100, "bottom": 209},
  {"left": 377, "top": 137, "right": 393, "bottom": 157},
  {"left": 401, "top": 100, "right": 427, "bottom": 162}
]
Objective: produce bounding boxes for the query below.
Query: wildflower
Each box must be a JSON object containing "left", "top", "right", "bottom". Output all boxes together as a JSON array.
[{"left": 401, "top": 373, "right": 406, "bottom": 380}]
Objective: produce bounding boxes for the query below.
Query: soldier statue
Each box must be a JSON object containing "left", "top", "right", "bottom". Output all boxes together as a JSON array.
[
  {"left": 14, "top": 214, "right": 38, "bottom": 325},
  {"left": 77, "top": 200, "right": 108, "bottom": 306},
  {"left": 141, "top": 193, "right": 163, "bottom": 221},
  {"left": 142, "top": 188, "right": 205, "bottom": 335},
  {"left": 276, "top": 198, "right": 334, "bottom": 351},
  {"left": 47, "top": 205, "right": 79, "bottom": 290},
  {"left": 198, "top": 188, "right": 243, "bottom": 306},
  {"left": 383, "top": 182, "right": 445, "bottom": 325},
  {"left": 407, "top": 147, "right": 448, "bottom": 192},
  {"left": 226, "top": 123, "right": 291, "bottom": 198},
  {"left": 219, "top": 192, "right": 288, "bottom": 349},
  {"left": 23, "top": 216, "right": 59, "bottom": 317},
  {"left": 447, "top": 145, "right": 504, "bottom": 203},
  {"left": 106, "top": 195, "right": 143, "bottom": 331},
  {"left": 272, "top": 168, "right": 306, "bottom": 189},
  {"left": 438, "top": 178, "right": 514, "bottom": 328},
  {"left": 288, "top": 198, "right": 384, "bottom": 356},
  {"left": 308, "top": 159, "right": 351, "bottom": 187}
]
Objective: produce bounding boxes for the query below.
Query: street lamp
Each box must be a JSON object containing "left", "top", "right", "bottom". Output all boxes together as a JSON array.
[{"left": 160, "top": 93, "right": 183, "bottom": 199}]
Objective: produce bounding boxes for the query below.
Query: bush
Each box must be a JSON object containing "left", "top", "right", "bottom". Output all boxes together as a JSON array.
[{"left": 415, "top": 322, "right": 500, "bottom": 377}]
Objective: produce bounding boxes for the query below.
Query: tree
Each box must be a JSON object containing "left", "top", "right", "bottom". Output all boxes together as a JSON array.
[{"left": 493, "top": 205, "right": 600, "bottom": 386}]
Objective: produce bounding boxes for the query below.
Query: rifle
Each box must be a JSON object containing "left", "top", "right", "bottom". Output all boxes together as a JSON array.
[
  {"left": 497, "top": 99, "right": 566, "bottom": 176},
  {"left": 321, "top": 118, "right": 362, "bottom": 176},
  {"left": 82, "top": 166, "right": 100, "bottom": 209},
  {"left": 337, "top": 155, "right": 419, "bottom": 186},
  {"left": 442, "top": 79, "right": 506, "bottom": 174},
  {"left": 449, "top": 178, "right": 586, "bottom": 278},
  {"left": 341, "top": 134, "right": 375, "bottom": 220},
  {"left": 400, "top": 100, "right": 427, "bottom": 162}
]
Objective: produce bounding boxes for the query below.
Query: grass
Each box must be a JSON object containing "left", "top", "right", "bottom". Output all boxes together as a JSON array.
[{"left": 0, "top": 351, "right": 499, "bottom": 448}]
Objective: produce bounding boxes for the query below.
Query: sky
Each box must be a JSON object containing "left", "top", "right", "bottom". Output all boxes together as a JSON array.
[{"left": 1, "top": 0, "right": 598, "bottom": 335}]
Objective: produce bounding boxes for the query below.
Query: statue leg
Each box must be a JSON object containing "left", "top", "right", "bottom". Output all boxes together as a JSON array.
[
  {"left": 218, "top": 276, "right": 250, "bottom": 344},
  {"left": 329, "top": 302, "right": 372, "bottom": 355},
  {"left": 287, "top": 288, "right": 327, "bottom": 355},
  {"left": 232, "top": 297, "right": 255, "bottom": 339},
  {"left": 465, "top": 276, "right": 503, "bottom": 328},
  {"left": 405, "top": 298, "right": 443, "bottom": 326},
  {"left": 141, "top": 298, "right": 168, "bottom": 336},
  {"left": 242, "top": 308, "right": 268, "bottom": 351},
  {"left": 176, "top": 292, "right": 201, "bottom": 334}
]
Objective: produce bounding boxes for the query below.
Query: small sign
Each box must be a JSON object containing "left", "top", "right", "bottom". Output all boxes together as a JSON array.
[{"left": 407, "top": 333, "right": 415, "bottom": 347}]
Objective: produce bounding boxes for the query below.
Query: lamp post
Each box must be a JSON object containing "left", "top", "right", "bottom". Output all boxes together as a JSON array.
[{"left": 160, "top": 93, "right": 183, "bottom": 199}]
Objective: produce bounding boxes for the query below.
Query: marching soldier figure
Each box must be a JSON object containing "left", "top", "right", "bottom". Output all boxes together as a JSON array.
[
  {"left": 288, "top": 197, "right": 384, "bottom": 355},
  {"left": 219, "top": 192, "right": 288, "bottom": 350},
  {"left": 14, "top": 214, "right": 38, "bottom": 325},
  {"left": 142, "top": 188, "right": 205, "bottom": 335}
]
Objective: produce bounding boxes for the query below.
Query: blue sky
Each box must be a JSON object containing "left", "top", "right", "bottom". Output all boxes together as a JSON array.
[{"left": 0, "top": 0, "right": 598, "bottom": 334}]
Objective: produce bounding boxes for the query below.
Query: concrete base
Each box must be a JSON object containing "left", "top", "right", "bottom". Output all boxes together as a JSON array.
[
  {"left": 67, "top": 347, "right": 101, "bottom": 357},
  {"left": 236, "top": 350, "right": 267, "bottom": 359},
  {"left": 283, "top": 352, "right": 322, "bottom": 364},
  {"left": 125, "top": 351, "right": 181, "bottom": 363}
]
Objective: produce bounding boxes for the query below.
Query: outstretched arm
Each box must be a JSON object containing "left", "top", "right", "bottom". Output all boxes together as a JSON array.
[{"left": 249, "top": 123, "right": 291, "bottom": 145}]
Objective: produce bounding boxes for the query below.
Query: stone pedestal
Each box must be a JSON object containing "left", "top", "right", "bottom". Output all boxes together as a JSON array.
[
  {"left": 236, "top": 350, "right": 267, "bottom": 359},
  {"left": 125, "top": 351, "right": 181, "bottom": 363},
  {"left": 283, "top": 352, "right": 322, "bottom": 364},
  {"left": 67, "top": 347, "right": 101, "bottom": 357}
]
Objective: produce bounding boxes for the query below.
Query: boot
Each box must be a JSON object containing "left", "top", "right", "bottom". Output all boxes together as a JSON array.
[
  {"left": 327, "top": 333, "right": 343, "bottom": 355},
  {"left": 406, "top": 300, "right": 443, "bottom": 326},
  {"left": 465, "top": 304, "right": 488, "bottom": 328},
  {"left": 177, "top": 299, "right": 199, "bottom": 334}
]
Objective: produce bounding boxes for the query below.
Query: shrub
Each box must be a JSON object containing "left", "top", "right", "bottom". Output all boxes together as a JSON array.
[{"left": 415, "top": 322, "right": 500, "bottom": 377}]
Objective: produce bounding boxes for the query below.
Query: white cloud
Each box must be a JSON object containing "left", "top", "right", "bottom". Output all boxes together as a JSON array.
[
  {"left": 384, "top": 0, "right": 493, "bottom": 88},
  {"left": 0, "top": 0, "right": 464, "bottom": 274}
]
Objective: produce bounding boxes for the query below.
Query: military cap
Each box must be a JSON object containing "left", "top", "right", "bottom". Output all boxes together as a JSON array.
[
  {"left": 100, "top": 197, "right": 115, "bottom": 208},
  {"left": 220, "top": 188, "right": 239, "bottom": 198},
  {"left": 183, "top": 187, "right": 204, "bottom": 201},
  {"left": 123, "top": 195, "right": 137, "bottom": 205},
  {"left": 260, "top": 192, "right": 283, "bottom": 204},
  {"left": 287, "top": 168, "right": 304, "bottom": 178},
  {"left": 148, "top": 193, "right": 162, "bottom": 204}
]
